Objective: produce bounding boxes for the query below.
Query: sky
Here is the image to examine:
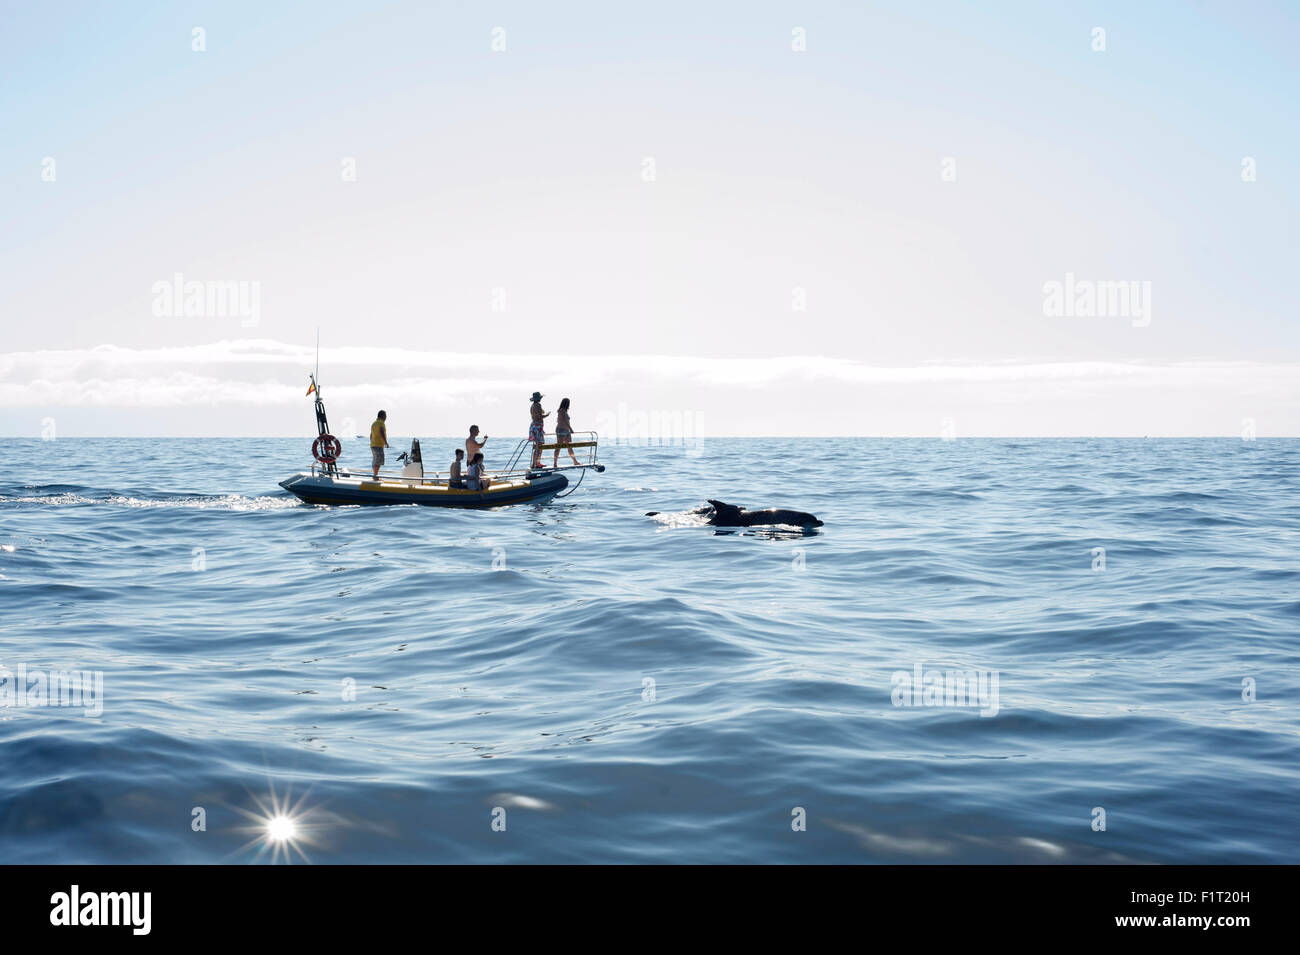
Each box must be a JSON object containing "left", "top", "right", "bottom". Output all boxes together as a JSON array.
[{"left": 1, "top": 0, "right": 1297, "bottom": 437}]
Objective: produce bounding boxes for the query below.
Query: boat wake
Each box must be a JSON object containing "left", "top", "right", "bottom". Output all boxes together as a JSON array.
[{"left": 0, "top": 485, "right": 296, "bottom": 510}]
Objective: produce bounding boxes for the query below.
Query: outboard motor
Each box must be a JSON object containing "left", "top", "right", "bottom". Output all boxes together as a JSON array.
[{"left": 397, "top": 438, "right": 423, "bottom": 480}]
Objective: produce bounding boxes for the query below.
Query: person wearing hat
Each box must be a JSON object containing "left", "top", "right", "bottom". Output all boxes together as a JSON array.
[{"left": 528, "top": 391, "right": 548, "bottom": 470}]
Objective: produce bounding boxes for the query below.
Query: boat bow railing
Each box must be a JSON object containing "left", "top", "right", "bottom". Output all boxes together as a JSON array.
[{"left": 503, "top": 431, "right": 602, "bottom": 474}]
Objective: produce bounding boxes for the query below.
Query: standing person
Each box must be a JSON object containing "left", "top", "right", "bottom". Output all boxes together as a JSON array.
[
  {"left": 448, "top": 448, "right": 466, "bottom": 489},
  {"left": 466, "top": 425, "right": 487, "bottom": 464},
  {"left": 552, "top": 397, "right": 581, "bottom": 468},
  {"left": 369, "top": 410, "right": 390, "bottom": 479},
  {"left": 528, "top": 391, "right": 549, "bottom": 470}
]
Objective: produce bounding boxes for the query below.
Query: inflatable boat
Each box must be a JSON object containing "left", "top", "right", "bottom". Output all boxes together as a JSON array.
[
  {"left": 279, "top": 467, "right": 571, "bottom": 507},
  {"left": 279, "top": 374, "right": 603, "bottom": 509}
]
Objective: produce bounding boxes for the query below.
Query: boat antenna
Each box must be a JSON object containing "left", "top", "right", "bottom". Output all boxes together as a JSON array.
[{"left": 314, "top": 328, "right": 320, "bottom": 384}]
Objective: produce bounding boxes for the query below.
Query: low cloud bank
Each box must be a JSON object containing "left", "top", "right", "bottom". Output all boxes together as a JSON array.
[{"left": 2, "top": 340, "right": 1297, "bottom": 436}]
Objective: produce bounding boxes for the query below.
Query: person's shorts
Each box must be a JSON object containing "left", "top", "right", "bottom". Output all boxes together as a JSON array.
[
  {"left": 555, "top": 428, "right": 573, "bottom": 442},
  {"left": 450, "top": 480, "right": 467, "bottom": 489},
  {"left": 371, "top": 446, "right": 385, "bottom": 467},
  {"left": 528, "top": 423, "right": 545, "bottom": 443}
]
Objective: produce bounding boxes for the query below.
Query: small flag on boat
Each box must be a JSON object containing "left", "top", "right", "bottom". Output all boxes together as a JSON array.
[{"left": 306, "top": 380, "right": 316, "bottom": 396}]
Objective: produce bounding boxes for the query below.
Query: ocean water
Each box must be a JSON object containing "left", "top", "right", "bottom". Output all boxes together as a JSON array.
[{"left": 1, "top": 436, "right": 1297, "bottom": 864}]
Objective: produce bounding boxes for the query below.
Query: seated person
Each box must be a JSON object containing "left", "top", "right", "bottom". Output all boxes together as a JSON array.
[
  {"left": 448, "top": 448, "right": 467, "bottom": 489},
  {"left": 466, "top": 452, "right": 492, "bottom": 491}
]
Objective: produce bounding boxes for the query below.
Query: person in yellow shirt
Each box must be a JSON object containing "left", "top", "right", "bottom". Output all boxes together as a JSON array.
[{"left": 369, "top": 410, "right": 390, "bottom": 479}]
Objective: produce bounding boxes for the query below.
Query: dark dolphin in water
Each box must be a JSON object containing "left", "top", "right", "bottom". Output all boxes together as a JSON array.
[
  {"left": 647, "top": 499, "right": 823, "bottom": 528},
  {"left": 705, "top": 499, "right": 823, "bottom": 528}
]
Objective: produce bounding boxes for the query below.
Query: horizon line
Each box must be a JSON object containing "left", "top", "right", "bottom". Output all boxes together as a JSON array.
[{"left": 4, "top": 434, "right": 1295, "bottom": 440}]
